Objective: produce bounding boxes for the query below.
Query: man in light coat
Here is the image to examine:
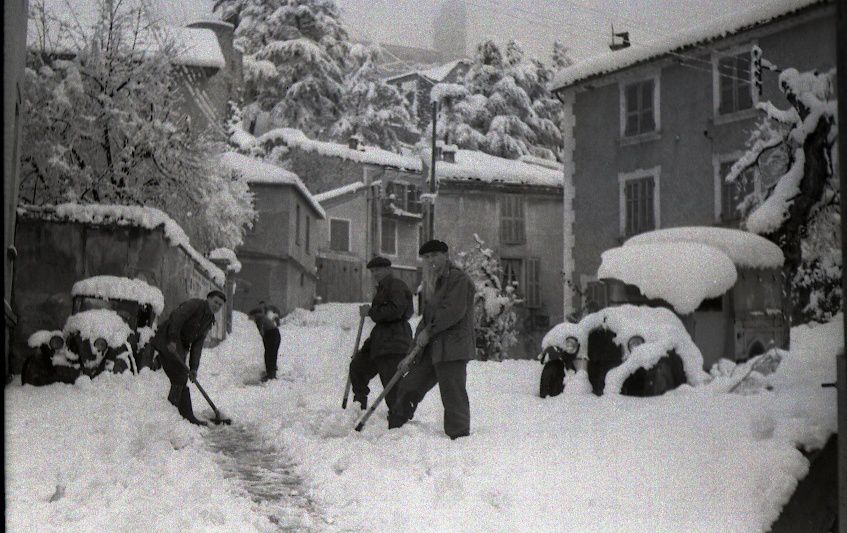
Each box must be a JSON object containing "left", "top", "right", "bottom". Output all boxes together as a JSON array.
[{"left": 389, "top": 240, "right": 476, "bottom": 440}]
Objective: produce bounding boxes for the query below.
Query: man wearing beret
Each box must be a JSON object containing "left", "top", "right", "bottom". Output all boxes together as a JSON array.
[
  {"left": 349, "top": 256, "right": 414, "bottom": 419},
  {"left": 389, "top": 240, "right": 477, "bottom": 440}
]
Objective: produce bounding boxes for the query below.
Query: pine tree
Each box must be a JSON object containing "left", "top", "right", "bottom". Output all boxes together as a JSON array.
[
  {"left": 430, "top": 40, "right": 564, "bottom": 161},
  {"left": 551, "top": 40, "right": 574, "bottom": 70},
  {"left": 454, "top": 235, "right": 521, "bottom": 361},
  {"left": 22, "top": 0, "right": 256, "bottom": 251},
  {"left": 727, "top": 55, "right": 838, "bottom": 323},
  {"left": 214, "top": 0, "right": 350, "bottom": 139},
  {"left": 330, "top": 44, "right": 418, "bottom": 150}
]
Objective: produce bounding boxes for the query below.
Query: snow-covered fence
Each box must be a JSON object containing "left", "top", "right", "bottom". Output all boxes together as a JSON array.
[{"left": 10, "top": 204, "right": 229, "bottom": 373}]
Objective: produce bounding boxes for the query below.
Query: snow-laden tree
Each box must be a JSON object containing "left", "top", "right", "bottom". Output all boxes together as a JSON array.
[
  {"left": 22, "top": 0, "right": 256, "bottom": 251},
  {"left": 726, "top": 60, "right": 838, "bottom": 323},
  {"left": 330, "top": 44, "right": 418, "bottom": 150},
  {"left": 551, "top": 40, "right": 574, "bottom": 70},
  {"left": 454, "top": 235, "right": 521, "bottom": 361},
  {"left": 214, "top": 0, "right": 349, "bottom": 139},
  {"left": 429, "top": 39, "right": 564, "bottom": 161}
]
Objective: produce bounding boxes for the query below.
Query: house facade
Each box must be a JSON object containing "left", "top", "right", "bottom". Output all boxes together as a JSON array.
[
  {"left": 551, "top": 0, "right": 835, "bottom": 316},
  {"left": 220, "top": 153, "right": 326, "bottom": 315},
  {"left": 385, "top": 60, "right": 471, "bottom": 129}
]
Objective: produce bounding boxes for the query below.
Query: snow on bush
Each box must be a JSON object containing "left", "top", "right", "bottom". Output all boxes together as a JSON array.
[
  {"left": 72, "top": 276, "right": 165, "bottom": 315},
  {"left": 598, "top": 242, "right": 737, "bottom": 315},
  {"left": 454, "top": 235, "right": 521, "bottom": 360},
  {"left": 63, "top": 309, "right": 133, "bottom": 348}
]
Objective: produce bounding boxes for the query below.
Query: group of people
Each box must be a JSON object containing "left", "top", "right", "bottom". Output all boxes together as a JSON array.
[{"left": 153, "top": 239, "right": 478, "bottom": 440}]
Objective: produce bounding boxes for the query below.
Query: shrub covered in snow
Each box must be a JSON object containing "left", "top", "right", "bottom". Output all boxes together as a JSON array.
[{"left": 454, "top": 235, "right": 521, "bottom": 360}]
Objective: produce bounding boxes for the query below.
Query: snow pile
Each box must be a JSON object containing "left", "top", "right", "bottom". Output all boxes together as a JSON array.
[
  {"left": 72, "top": 276, "right": 165, "bottom": 315},
  {"left": 598, "top": 242, "right": 738, "bottom": 314},
  {"left": 551, "top": 0, "right": 824, "bottom": 90},
  {"left": 27, "top": 330, "right": 63, "bottom": 349},
  {"left": 63, "top": 309, "right": 133, "bottom": 348},
  {"left": 18, "top": 203, "right": 225, "bottom": 286},
  {"left": 220, "top": 152, "right": 326, "bottom": 218},
  {"left": 209, "top": 247, "right": 242, "bottom": 274},
  {"left": 625, "top": 226, "right": 784, "bottom": 269}
]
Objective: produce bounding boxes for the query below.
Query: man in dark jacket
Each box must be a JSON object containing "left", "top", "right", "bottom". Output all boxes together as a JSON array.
[
  {"left": 349, "top": 256, "right": 414, "bottom": 418},
  {"left": 249, "top": 302, "right": 282, "bottom": 381},
  {"left": 389, "top": 240, "right": 476, "bottom": 440},
  {"left": 152, "top": 290, "right": 226, "bottom": 425}
]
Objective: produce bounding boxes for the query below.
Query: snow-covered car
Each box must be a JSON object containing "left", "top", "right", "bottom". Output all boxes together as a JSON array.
[
  {"left": 539, "top": 305, "right": 707, "bottom": 397},
  {"left": 21, "top": 276, "right": 164, "bottom": 385},
  {"left": 540, "top": 227, "right": 787, "bottom": 397}
]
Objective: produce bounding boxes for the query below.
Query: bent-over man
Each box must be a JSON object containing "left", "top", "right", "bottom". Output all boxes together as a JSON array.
[
  {"left": 152, "top": 290, "right": 226, "bottom": 425},
  {"left": 389, "top": 240, "right": 476, "bottom": 440},
  {"left": 349, "top": 256, "right": 414, "bottom": 421}
]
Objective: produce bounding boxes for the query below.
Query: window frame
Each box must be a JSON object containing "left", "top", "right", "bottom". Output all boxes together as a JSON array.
[
  {"left": 712, "top": 151, "right": 759, "bottom": 223},
  {"left": 329, "top": 217, "right": 352, "bottom": 253},
  {"left": 381, "top": 217, "right": 398, "bottom": 257},
  {"left": 295, "top": 204, "right": 302, "bottom": 246},
  {"left": 618, "top": 166, "right": 661, "bottom": 238},
  {"left": 525, "top": 257, "right": 542, "bottom": 309},
  {"left": 499, "top": 194, "right": 526, "bottom": 245},
  {"left": 500, "top": 257, "right": 523, "bottom": 297},
  {"left": 712, "top": 43, "right": 759, "bottom": 122},
  {"left": 619, "top": 73, "right": 661, "bottom": 139}
]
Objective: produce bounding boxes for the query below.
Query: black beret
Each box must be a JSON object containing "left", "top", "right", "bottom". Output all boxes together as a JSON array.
[
  {"left": 207, "top": 289, "right": 227, "bottom": 302},
  {"left": 419, "top": 239, "right": 448, "bottom": 255},
  {"left": 366, "top": 256, "right": 392, "bottom": 269}
]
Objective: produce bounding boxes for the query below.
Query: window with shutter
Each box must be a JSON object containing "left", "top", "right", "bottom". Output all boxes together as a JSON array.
[
  {"left": 623, "top": 79, "right": 656, "bottom": 137},
  {"left": 501, "top": 258, "right": 522, "bottom": 295},
  {"left": 719, "top": 161, "right": 755, "bottom": 222},
  {"left": 499, "top": 195, "right": 525, "bottom": 244},
  {"left": 716, "top": 50, "right": 753, "bottom": 115},
  {"left": 624, "top": 177, "right": 656, "bottom": 237},
  {"left": 525, "top": 257, "right": 541, "bottom": 309}
]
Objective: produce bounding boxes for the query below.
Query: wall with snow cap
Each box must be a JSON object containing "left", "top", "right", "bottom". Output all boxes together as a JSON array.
[
  {"left": 598, "top": 242, "right": 738, "bottom": 315},
  {"left": 624, "top": 227, "right": 784, "bottom": 270},
  {"left": 72, "top": 276, "right": 166, "bottom": 315}
]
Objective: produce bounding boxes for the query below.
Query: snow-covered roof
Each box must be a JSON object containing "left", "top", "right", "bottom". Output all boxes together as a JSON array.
[
  {"left": 625, "top": 227, "right": 784, "bottom": 269},
  {"left": 313, "top": 181, "right": 370, "bottom": 203},
  {"left": 551, "top": 0, "right": 826, "bottom": 91},
  {"left": 17, "top": 203, "right": 225, "bottom": 286},
  {"left": 598, "top": 242, "right": 738, "bottom": 315},
  {"left": 219, "top": 152, "right": 326, "bottom": 219},
  {"left": 258, "top": 128, "right": 422, "bottom": 171},
  {"left": 27, "top": 0, "right": 226, "bottom": 69},
  {"left": 72, "top": 276, "right": 166, "bottom": 315},
  {"left": 385, "top": 59, "right": 468, "bottom": 84},
  {"left": 429, "top": 149, "right": 564, "bottom": 188}
]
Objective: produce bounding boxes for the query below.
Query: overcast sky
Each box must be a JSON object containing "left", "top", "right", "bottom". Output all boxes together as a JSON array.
[{"left": 335, "top": 0, "right": 773, "bottom": 63}]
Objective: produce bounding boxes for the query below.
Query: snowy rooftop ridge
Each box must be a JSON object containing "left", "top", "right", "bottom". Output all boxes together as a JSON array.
[
  {"left": 258, "top": 128, "right": 423, "bottom": 172},
  {"left": 387, "top": 59, "right": 469, "bottom": 83},
  {"left": 219, "top": 152, "right": 326, "bottom": 219},
  {"left": 17, "top": 203, "right": 225, "bottom": 286},
  {"left": 625, "top": 227, "right": 784, "bottom": 269},
  {"left": 426, "top": 149, "right": 564, "bottom": 188},
  {"left": 313, "top": 181, "right": 370, "bottom": 203},
  {"left": 551, "top": 0, "right": 826, "bottom": 90},
  {"left": 72, "top": 276, "right": 166, "bottom": 315}
]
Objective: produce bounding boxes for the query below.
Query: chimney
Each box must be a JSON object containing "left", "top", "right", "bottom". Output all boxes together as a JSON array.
[
  {"left": 348, "top": 135, "right": 362, "bottom": 150},
  {"left": 442, "top": 144, "right": 457, "bottom": 164}
]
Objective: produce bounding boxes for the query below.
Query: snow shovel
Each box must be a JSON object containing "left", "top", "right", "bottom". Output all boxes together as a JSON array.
[
  {"left": 172, "top": 355, "right": 232, "bottom": 425},
  {"left": 354, "top": 344, "right": 422, "bottom": 432},
  {"left": 342, "top": 314, "right": 367, "bottom": 409}
]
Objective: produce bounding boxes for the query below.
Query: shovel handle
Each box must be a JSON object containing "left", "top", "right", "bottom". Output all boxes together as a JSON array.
[
  {"left": 166, "top": 349, "right": 224, "bottom": 420},
  {"left": 354, "top": 344, "right": 421, "bottom": 432},
  {"left": 342, "top": 314, "right": 367, "bottom": 409}
]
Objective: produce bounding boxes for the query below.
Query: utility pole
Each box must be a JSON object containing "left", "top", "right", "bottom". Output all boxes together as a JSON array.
[
  {"left": 837, "top": 0, "right": 846, "bottom": 528},
  {"left": 426, "top": 100, "right": 438, "bottom": 242}
]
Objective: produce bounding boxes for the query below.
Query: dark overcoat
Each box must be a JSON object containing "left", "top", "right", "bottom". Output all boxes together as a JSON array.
[
  {"left": 366, "top": 273, "right": 414, "bottom": 358},
  {"left": 151, "top": 298, "right": 215, "bottom": 372},
  {"left": 416, "top": 263, "right": 476, "bottom": 363}
]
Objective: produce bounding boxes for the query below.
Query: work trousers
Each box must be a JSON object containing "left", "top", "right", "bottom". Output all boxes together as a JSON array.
[
  {"left": 349, "top": 349, "right": 404, "bottom": 411},
  {"left": 263, "top": 328, "right": 281, "bottom": 377},
  {"left": 389, "top": 352, "right": 470, "bottom": 439},
  {"left": 159, "top": 349, "right": 200, "bottom": 423}
]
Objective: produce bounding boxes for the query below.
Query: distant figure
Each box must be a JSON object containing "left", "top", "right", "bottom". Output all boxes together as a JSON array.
[
  {"left": 152, "top": 290, "right": 226, "bottom": 425},
  {"left": 250, "top": 302, "right": 282, "bottom": 381},
  {"left": 349, "top": 256, "right": 414, "bottom": 422},
  {"left": 389, "top": 240, "right": 476, "bottom": 440}
]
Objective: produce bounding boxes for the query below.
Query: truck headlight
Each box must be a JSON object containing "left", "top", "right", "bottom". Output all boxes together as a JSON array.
[
  {"left": 93, "top": 338, "right": 108, "bottom": 353},
  {"left": 627, "top": 335, "right": 645, "bottom": 352},
  {"left": 563, "top": 336, "right": 580, "bottom": 355},
  {"left": 49, "top": 335, "right": 65, "bottom": 351}
]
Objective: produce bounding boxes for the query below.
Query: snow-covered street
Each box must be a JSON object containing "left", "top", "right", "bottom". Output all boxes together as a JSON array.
[{"left": 6, "top": 304, "right": 839, "bottom": 532}]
